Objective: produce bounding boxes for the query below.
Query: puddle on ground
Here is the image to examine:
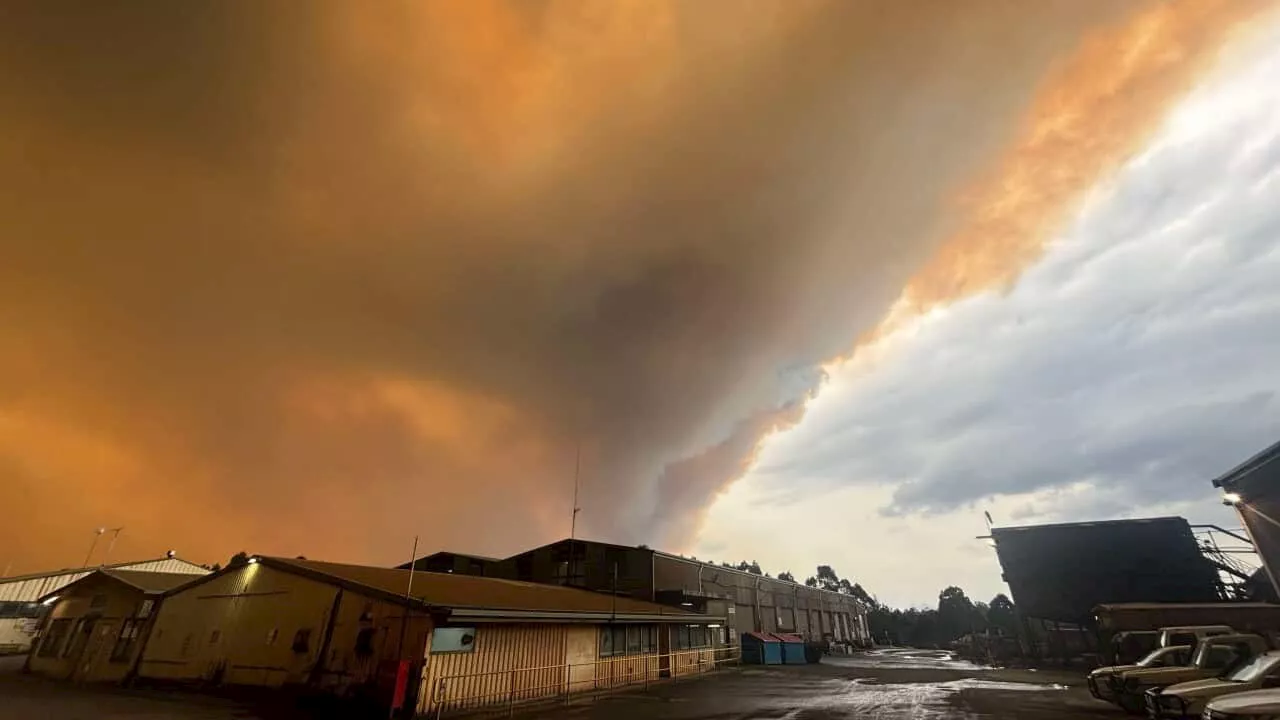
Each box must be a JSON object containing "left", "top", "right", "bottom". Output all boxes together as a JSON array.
[
  {"left": 762, "top": 675, "right": 1068, "bottom": 719},
  {"left": 824, "top": 648, "right": 989, "bottom": 672}
]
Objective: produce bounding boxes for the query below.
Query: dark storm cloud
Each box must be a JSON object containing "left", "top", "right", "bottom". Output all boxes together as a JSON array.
[{"left": 0, "top": 0, "right": 1246, "bottom": 571}]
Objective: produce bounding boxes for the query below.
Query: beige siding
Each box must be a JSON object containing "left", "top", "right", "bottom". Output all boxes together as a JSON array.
[
  {"left": 27, "top": 576, "right": 152, "bottom": 683},
  {"left": 421, "top": 624, "right": 569, "bottom": 714},
  {"left": 139, "top": 564, "right": 339, "bottom": 687},
  {"left": 314, "top": 588, "right": 431, "bottom": 697}
]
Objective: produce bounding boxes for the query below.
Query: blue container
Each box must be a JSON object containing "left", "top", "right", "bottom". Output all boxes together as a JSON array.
[
  {"left": 741, "top": 632, "right": 783, "bottom": 665},
  {"left": 775, "top": 633, "right": 808, "bottom": 664}
]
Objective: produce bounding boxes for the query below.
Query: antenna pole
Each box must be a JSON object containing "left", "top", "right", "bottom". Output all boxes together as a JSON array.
[
  {"left": 391, "top": 535, "right": 419, "bottom": 720},
  {"left": 570, "top": 440, "right": 581, "bottom": 542},
  {"left": 102, "top": 527, "right": 124, "bottom": 566},
  {"left": 82, "top": 528, "right": 105, "bottom": 568}
]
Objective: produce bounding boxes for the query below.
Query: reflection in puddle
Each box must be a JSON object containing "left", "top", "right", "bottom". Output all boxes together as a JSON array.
[
  {"left": 778, "top": 675, "right": 1067, "bottom": 719},
  {"left": 825, "top": 648, "right": 989, "bottom": 671}
]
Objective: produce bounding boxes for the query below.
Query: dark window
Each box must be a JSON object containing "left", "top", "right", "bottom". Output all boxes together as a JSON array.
[
  {"left": 209, "top": 629, "right": 221, "bottom": 645},
  {"left": 179, "top": 633, "right": 194, "bottom": 658},
  {"left": 110, "top": 619, "right": 143, "bottom": 663},
  {"left": 38, "top": 619, "right": 72, "bottom": 658},
  {"left": 292, "top": 629, "right": 312, "bottom": 653},
  {"left": 601, "top": 625, "right": 657, "bottom": 657},
  {"left": 0, "top": 601, "right": 41, "bottom": 619},
  {"left": 599, "top": 626, "right": 613, "bottom": 656},
  {"left": 355, "top": 628, "right": 376, "bottom": 656},
  {"left": 675, "top": 626, "right": 691, "bottom": 650},
  {"left": 89, "top": 594, "right": 108, "bottom": 610}
]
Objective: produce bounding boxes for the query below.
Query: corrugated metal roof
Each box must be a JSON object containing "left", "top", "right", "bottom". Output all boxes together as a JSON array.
[
  {"left": 0, "top": 556, "right": 207, "bottom": 584},
  {"left": 0, "top": 557, "right": 208, "bottom": 603},
  {"left": 261, "top": 557, "right": 709, "bottom": 620},
  {"left": 103, "top": 570, "right": 206, "bottom": 594},
  {"left": 37, "top": 569, "right": 205, "bottom": 602}
]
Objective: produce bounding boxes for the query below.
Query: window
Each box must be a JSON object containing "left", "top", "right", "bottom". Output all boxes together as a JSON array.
[
  {"left": 599, "top": 626, "right": 614, "bottom": 657},
  {"left": 89, "top": 594, "right": 108, "bottom": 610},
  {"left": 601, "top": 625, "right": 656, "bottom": 657},
  {"left": 355, "top": 628, "right": 376, "bottom": 656},
  {"left": 209, "top": 629, "right": 221, "bottom": 645},
  {"left": 1203, "top": 645, "right": 1242, "bottom": 670},
  {"left": 110, "top": 619, "right": 143, "bottom": 663},
  {"left": 38, "top": 619, "right": 72, "bottom": 658},
  {"left": 266, "top": 628, "right": 279, "bottom": 645},
  {"left": 674, "top": 626, "right": 690, "bottom": 651},
  {"left": 430, "top": 627, "right": 477, "bottom": 654},
  {"left": 180, "top": 633, "right": 194, "bottom": 658},
  {"left": 292, "top": 629, "right": 312, "bottom": 653},
  {"left": 0, "top": 601, "right": 41, "bottom": 619}
]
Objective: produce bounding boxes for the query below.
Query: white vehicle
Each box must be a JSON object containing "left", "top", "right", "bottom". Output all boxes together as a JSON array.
[
  {"left": 1160, "top": 626, "right": 1235, "bottom": 650},
  {"left": 1147, "top": 650, "right": 1280, "bottom": 718},
  {"left": 1200, "top": 688, "right": 1280, "bottom": 719}
]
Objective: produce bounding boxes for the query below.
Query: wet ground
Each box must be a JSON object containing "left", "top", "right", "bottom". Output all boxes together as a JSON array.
[
  {"left": 535, "top": 649, "right": 1119, "bottom": 720},
  {"left": 0, "top": 649, "right": 1122, "bottom": 719}
]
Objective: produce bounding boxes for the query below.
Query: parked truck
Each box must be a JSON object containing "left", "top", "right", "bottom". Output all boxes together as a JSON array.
[{"left": 1110, "top": 633, "right": 1270, "bottom": 714}]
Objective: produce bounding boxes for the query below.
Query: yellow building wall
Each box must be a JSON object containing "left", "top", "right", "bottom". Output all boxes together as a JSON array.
[
  {"left": 27, "top": 578, "right": 148, "bottom": 683},
  {"left": 312, "top": 584, "right": 432, "bottom": 699},
  {"left": 419, "top": 623, "right": 719, "bottom": 714},
  {"left": 420, "top": 624, "right": 569, "bottom": 714},
  {"left": 138, "top": 563, "right": 339, "bottom": 687}
]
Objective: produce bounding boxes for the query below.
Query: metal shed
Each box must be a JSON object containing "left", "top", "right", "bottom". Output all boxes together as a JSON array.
[{"left": 741, "top": 631, "right": 782, "bottom": 665}]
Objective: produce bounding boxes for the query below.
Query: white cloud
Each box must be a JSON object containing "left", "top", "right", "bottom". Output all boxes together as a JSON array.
[{"left": 695, "top": 33, "right": 1280, "bottom": 607}]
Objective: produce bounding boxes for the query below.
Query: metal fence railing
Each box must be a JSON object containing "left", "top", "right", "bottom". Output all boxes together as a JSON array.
[{"left": 428, "top": 646, "right": 741, "bottom": 718}]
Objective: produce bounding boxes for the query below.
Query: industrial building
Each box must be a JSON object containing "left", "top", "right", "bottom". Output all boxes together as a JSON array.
[
  {"left": 1215, "top": 438, "right": 1280, "bottom": 599},
  {"left": 402, "top": 539, "right": 871, "bottom": 646},
  {"left": 27, "top": 569, "right": 200, "bottom": 682},
  {"left": 0, "top": 555, "right": 208, "bottom": 654},
  {"left": 987, "top": 516, "right": 1262, "bottom": 661},
  {"left": 137, "top": 555, "right": 725, "bottom": 715},
  {"left": 990, "top": 517, "right": 1225, "bottom": 626}
]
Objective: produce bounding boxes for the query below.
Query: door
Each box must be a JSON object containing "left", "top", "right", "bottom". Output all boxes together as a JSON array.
[
  {"left": 73, "top": 620, "right": 116, "bottom": 682},
  {"left": 65, "top": 618, "right": 98, "bottom": 678}
]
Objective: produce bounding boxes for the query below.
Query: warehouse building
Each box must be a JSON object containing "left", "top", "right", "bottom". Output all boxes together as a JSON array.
[
  {"left": 138, "top": 556, "right": 725, "bottom": 715},
  {"left": 0, "top": 555, "right": 208, "bottom": 654},
  {"left": 403, "top": 539, "right": 870, "bottom": 647},
  {"left": 28, "top": 569, "right": 199, "bottom": 682},
  {"left": 1215, "top": 439, "right": 1280, "bottom": 597}
]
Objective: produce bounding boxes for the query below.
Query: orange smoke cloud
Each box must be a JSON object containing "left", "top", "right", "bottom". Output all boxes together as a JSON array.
[{"left": 1, "top": 0, "right": 1260, "bottom": 575}]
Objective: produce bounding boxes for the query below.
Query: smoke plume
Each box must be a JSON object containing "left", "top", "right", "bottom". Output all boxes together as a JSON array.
[{"left": 0, "top": 0, "right": 1262, "bottom": 571}]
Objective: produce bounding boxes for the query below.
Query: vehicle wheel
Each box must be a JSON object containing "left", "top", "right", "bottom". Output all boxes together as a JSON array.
[{"left": 1117, "top": 692, "right": 1144, "bottom": 715}]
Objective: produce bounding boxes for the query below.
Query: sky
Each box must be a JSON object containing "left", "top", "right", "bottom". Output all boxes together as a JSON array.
[
  {"left": 0, "top": 0, "right": 1275, "bottom": 595},
  {"left": 696, "top": 19, "right": 1280, "bottom": 607}
]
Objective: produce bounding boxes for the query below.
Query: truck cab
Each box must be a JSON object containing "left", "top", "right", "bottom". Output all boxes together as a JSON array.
[
  {"left": 1145, "top": 650, "right": 1280, "bottom": 719},
  {"left": 1090, "top": 645, "right": 1193, "bottom": 701},
  {"left": 1112, "top": 634, "right": 1269, "bottom": 714}
]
